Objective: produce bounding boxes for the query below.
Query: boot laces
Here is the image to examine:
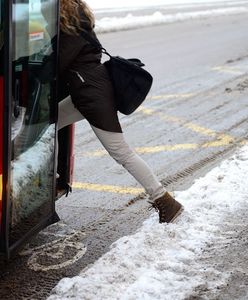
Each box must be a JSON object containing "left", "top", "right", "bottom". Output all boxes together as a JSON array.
[{"left": 148, "top": 201, "right": 159, "bottom": 212}]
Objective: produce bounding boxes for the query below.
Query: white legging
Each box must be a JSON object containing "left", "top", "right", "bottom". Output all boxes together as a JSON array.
[{"left": 58, "top": 96, "right": 166, "bottom": 201}]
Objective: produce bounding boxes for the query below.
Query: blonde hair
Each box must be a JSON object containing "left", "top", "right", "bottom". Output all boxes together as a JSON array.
[{"left": 60, "top": 0, "right": 95, "bottom": 35}]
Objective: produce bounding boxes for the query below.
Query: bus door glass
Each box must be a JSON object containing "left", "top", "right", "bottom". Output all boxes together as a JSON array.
[{"left": 10, "top": 0, "right": 58, "bottom": 245}]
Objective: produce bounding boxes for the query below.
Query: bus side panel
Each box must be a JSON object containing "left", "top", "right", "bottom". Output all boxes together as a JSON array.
[{"left": 0, "top": 76, "right": 3, "bottom": 229}]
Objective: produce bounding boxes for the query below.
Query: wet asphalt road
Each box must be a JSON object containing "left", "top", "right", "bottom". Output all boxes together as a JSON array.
[{"left": 1, "top": 12, "right": 248, "bottom": 300}]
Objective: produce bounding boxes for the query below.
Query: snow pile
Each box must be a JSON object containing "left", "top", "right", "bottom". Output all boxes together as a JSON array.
[
  {"left": 95, "top": 7, "right": 248, "bottom": 33},
  {"left": 88, "top": 0, "right": 248, "bottom": 10},
  {"left": 48, "top": 144, "right": 248, "bottom": 300}
]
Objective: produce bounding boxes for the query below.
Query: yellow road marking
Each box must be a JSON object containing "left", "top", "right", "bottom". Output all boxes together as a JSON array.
[
  {"left": 240, "top": 140, "right": 248, "bottom": 146},
  {"left": 79, "top": 139, "right": 235, "bottom": 157},
  {"left": 183, "top": 122, "right": 216, "bottom": 137},
  {"left": 80, "top": 149, "right": 107, "bottom": 157},
  {"left": 201, "top": 134, "right": 235, "bottom": 148},
  {"left": 72, "top": 182, "right": 143, "bottom": 195},
  {"left": 74, "top": 139, "right": 248, "bottom": 194},
  {"left": 135, "top": 143, "right": 198, "bottom": 154},
  {"left": 139, "top": 106, "right": 235, "bottom": 142},
  {"left": 72, "top": 93, "right": 247, "bottom": 195},
  {"left": 76, "top": 104, "right": 245, "bottom": 158}
]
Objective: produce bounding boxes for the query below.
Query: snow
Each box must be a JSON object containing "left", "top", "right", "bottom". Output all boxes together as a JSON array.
[
  {"left": 11, "top": 125, "right": 55, "bottom": 225},
  {"left": 88, "top": 0, "right": 248, "bottom": 33},
  {"left": 88, "top": 0, "right": 248, "bottom": 10},
  {"left": 19, "top": 1, "right": 248, "bottom": 34},
  {"left": 48, "top": 143, "right": 248, "bottom": 299},
  {"left": 94, "top": 7, "right": 248, "bottom": 33},
  {"left": 12, "top": 124, "right": 55, "bottom": 197}
]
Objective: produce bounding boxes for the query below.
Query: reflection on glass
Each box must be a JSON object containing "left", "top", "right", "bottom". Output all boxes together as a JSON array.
[{"left": 10, "top": 0, "right": 58, "bottom": 244}]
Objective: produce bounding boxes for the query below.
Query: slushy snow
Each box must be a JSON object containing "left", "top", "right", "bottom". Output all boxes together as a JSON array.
[
  {"left": 44, "top": 1, "right": 248, "bottom": 299},
  {"left": 94, "top": 7, "right": 248, "bottom": 33},
  {"left": 48, "top": 143, "right": 248, "bottom": 299},
  {"left": 87, "top": 0, "right": 248, "bottom": 33},
  {"left": 88, "top": 0, "right": 248, "bottom": 10}
]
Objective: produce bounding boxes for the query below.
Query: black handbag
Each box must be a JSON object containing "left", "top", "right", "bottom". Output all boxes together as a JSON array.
[{"left": 80, "top": 30, "right": 153, "bottom": 115}]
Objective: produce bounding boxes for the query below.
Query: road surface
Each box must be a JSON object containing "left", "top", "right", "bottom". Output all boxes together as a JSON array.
[{"left": 0, "top": 12, "right": 248, "bottom": 300}]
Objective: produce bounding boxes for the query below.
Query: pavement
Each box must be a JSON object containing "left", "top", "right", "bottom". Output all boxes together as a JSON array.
[
  {"left": 49, "top": 143, "right": 248, "bottom": 299},
  {"left": 94, "top": 1, "right": 248, "bottom": 19},
  {"left": 0, "top": 12, "right": 248, "bottom": 300}
]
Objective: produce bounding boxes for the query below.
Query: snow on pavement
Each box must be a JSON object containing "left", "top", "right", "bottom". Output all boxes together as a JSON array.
[
  {"left": 94, "top": 7, "right": 248, "bottom": 33},
  {"left": 38, "top": 1, "right": 248, "bottom": 33},
  {"left": 48, "top": 144, "right": 248, "bottom": 300},
  {"left": 88, "top": 0, "right": 248, "bottom": 10},
  {"left": 87, "top": 0, "right": 248, "bottom": 33}
]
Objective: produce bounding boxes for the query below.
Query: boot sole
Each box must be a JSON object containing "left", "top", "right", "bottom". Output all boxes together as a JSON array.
[{"left": 170, "top": 206, "right": 184, "bottom": 223}]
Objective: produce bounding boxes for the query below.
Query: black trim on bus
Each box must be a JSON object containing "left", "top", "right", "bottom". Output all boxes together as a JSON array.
[
  {"left": 1, "top": 0, "right": 12, "bottom": 259},
  {"left": 0, "top": 0, "right": 61, "bottom": 259},
  {"left": 52, "top": 0, "right": 61, "bottom": 219}
]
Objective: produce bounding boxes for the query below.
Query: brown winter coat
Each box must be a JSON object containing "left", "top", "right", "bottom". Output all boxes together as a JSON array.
[{"left": 59, "top": 18, "right": 122, "bottom": 133}]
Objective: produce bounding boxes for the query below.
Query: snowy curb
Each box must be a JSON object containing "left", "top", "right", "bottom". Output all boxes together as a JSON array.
[
  {"left": 48, "top": 144, "right": 248, "bottom": 299},
  {"left": 94, "top": 7, "right": 248, "bottom": 33}
]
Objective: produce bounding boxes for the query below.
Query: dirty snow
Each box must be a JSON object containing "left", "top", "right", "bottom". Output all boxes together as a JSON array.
[
  {"left": 48, "top": 143, "right": 248, "bottom": 299},
  {"left": 88, "top": 0, "right": 248, "bottom": 10},
  {"left": 94, "top": 7, "right": 248, "bottom": 33},
  {"left": 31, "top": 1, "right": 248, "bottom": 34},
  {"left": 89, "top": 0, "right": 248, "bottom": 33}
]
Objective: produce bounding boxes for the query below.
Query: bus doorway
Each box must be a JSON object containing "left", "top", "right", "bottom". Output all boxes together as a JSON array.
[{"left": 0, "top": 0, "right": 73, "bottom": 259}]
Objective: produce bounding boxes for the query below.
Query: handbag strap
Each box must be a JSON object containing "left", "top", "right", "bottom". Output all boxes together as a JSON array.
[
  {"left": 80, "top": 29, "right": 112, "bottom": 58},
  {"left": 79, "top": 29, "right": 145, "bottom": 67}
]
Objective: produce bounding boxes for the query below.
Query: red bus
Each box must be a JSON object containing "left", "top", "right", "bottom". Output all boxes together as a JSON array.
[{"left": 0, "top": 0, "right": 74, "bottom": 259}]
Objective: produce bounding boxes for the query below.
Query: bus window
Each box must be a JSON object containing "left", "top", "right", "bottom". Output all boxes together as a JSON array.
[{"left": 9, "top": 0, "right": 58, "bottom": 245}]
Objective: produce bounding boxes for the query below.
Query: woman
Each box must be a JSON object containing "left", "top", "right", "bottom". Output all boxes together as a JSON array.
[{"left": 58, "top": 0, "right": 183, "bottom": 223}]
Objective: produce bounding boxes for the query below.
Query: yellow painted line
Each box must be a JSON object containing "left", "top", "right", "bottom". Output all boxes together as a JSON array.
[
  {"left": 135, "top": 143, "right": 198, "bottom": 154},
  {"left": 139, "top": 107, "right": 215, "bottom": 135},
  {"left": 78, "top": 140, "right": 232, "bottom": 157},
  {"left": 73, "top": 140, "right": 248, "bottom": 195},
  {"left": 201, "top": 134, "right": 235, "bottom": 148},
  {"left": 79, "top": 149, "right": 107, "bottom": 157},
  {"left": 72, "top": 182, "right": 143, "bottom": 195},
  {"left": 212, "top": 66, "right": 243, "bottom": 75},
  {"left": 78, "top": 143, "right": 200, "bottom": 157},
  {"left": 149, "top": 93, "right": 195, "bottom": 100},
  {"left": 138, "top": 107, "right": 187, "bottom": 124},
  {"left": 137, "top": 107, "right": 155, "bottom": 115},
  {"left": 138, "top": 107, "right": 235, "bottom": 142},
  {"left": 76, "top": 107, "right": 244, "bottom": 158},
  {"left": 240, "top": 140, "right": 248, "bottom": 146},
  {"left": 183, "top": 122, "right": 216, "bottom": 137}
]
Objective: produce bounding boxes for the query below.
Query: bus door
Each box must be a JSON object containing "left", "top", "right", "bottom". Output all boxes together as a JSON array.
[
  {"left": 0, "top": 0, "right": 60, "bottom": 258},
  {"left": 0, "top": 0, "right": 3, "bottom": 254}
]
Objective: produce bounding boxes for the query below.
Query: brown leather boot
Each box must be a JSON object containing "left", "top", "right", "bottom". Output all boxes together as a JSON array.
[{"left": 149, "top": 192, "right": 183, "bottom": 223}]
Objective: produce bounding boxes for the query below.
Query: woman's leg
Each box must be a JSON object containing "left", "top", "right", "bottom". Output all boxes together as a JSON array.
[
  {"left": 57, "top": 96, "right": 84, "bottom": 179},
  {"left": 57, "top": 101, "right": 182, "bottom": 222},
  {"left": 90, "top": 125, "right": 166, "bottom": 201},
  {"left": 58, "top": 96, "right": 84, "bottom": 130}
]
